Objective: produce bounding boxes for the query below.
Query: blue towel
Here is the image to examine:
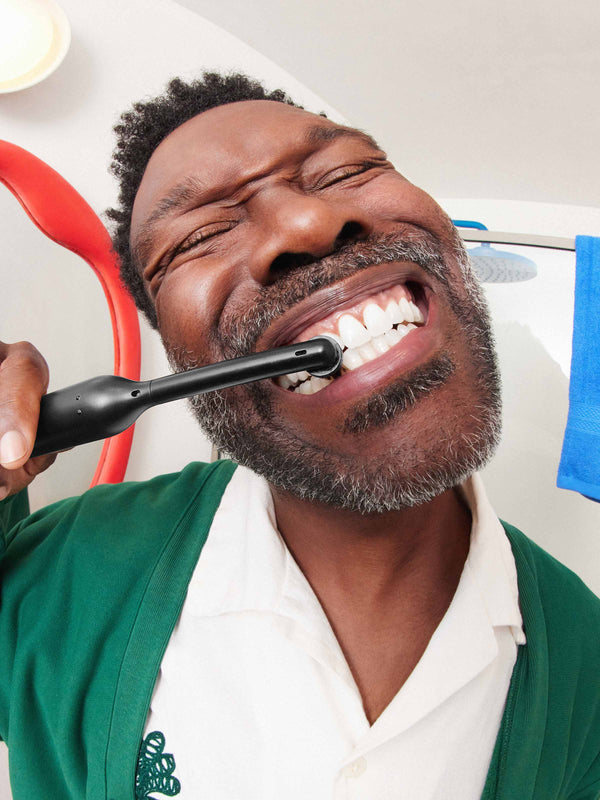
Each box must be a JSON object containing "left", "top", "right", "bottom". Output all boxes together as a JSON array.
[{"left": 557, "top": 235, "right": 600, "bottom": 502}]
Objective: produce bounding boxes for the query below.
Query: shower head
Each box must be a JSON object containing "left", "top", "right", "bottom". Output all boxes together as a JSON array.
[
  {"left": 452, "top": 219, "right": 539, "bottom": 283},
  {"left": 467, "top": 242, "right": 538, "bottom": 282}
]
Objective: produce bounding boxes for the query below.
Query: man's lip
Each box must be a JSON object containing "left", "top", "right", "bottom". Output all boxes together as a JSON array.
[
  {"left": 258, "top": 262, "right": 433, "bottom": 351},
  {"left": 270, "top": 294, "right": 441, "bottom": 409}
]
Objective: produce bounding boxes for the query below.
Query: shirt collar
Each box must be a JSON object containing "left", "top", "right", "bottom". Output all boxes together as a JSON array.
[
  {"left": 185, "top": 465, "right": 525, "bottom": 647},
  {"left": 459, "top": 473, "right": 526, "bottom": 645}
]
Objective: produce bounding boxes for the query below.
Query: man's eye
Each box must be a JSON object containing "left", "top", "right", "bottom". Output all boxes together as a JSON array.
[
  {"left": 316, "top": 161, "right": 380, "bottom": 190},
  {"left": 147, "top": 221, "right": 235, "bottom": 295},
  {"left": 173, "top": 221, "right": 235, "bottom": 258}
]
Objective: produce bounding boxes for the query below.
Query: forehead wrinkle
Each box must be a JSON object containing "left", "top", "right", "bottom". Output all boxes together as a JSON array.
[{"left": 305, "top": 123, "right": 382, "bottom": 152}]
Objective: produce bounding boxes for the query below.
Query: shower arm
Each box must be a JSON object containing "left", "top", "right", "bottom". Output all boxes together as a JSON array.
[{"left": 458, "top": 230, "right": 575, "bottom": 252}]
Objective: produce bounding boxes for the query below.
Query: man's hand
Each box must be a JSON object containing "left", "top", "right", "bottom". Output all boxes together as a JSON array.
[{"left": 0, "top": 341, "right": 57, "bottom": 501}]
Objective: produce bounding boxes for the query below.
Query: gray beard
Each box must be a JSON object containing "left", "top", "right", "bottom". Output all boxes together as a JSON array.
[{"left": 167, "top": 229, "right": 502, "bottom": 515}]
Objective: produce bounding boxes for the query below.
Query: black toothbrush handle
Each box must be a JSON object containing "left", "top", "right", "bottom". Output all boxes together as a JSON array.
[
  {"left": 31, "top": 375, "right": 152, "bottom": 458},
  {"left": 31, "top": 337, "right": 342, "bottom": 458}
]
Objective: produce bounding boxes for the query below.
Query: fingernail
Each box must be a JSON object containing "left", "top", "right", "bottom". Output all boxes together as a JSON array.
[{"left": 0, "top": 430, "right": 28, "bottom": 465}]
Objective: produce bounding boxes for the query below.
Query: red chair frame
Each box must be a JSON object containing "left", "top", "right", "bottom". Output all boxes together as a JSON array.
[{"left": 0, "top": 140, "right": 141, "bottom": 486}]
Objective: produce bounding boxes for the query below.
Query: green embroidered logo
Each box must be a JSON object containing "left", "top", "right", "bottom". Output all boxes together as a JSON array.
[{"left": 135, "top": 731, "right": 181, "bottom": 799}]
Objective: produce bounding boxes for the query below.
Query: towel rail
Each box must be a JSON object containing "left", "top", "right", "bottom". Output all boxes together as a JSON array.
[{"left": 458, "top": 230, "right": 575, "bottom": 251}]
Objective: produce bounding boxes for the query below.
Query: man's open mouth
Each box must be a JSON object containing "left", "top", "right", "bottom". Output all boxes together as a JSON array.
[{"left": 275, "top": 281, "right": 428, "bottom": 396}]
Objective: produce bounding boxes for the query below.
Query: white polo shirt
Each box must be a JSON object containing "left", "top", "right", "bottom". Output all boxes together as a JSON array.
[{"left": 143, "top": 465, "right": 525, "bottom": 799}]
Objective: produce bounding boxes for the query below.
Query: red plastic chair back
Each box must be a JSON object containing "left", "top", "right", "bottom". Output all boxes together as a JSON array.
[{"left": 0, "top": 140, "right": 141, "bottom": 486}]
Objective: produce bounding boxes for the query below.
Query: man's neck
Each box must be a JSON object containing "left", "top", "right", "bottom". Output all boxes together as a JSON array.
[
  {"left": 268, "top": 482, "right": 473, "bottom": 723},
  {"left": 269, "top": 483, "right": 472, "bottom": 605}
]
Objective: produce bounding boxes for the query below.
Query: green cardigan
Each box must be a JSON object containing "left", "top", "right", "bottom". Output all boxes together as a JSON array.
[{"left": 0, "top": 459, "right": 599, "bottom": 799}]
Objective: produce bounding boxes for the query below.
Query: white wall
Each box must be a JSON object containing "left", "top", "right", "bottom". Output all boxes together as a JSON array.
[{"left": 1, "top": 0, "right": 599, "bottom": 796}]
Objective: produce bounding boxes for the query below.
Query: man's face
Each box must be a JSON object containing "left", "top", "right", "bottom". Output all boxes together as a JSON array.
[{"left": 130, "top": 100, "right": 501, "bottom": 513}]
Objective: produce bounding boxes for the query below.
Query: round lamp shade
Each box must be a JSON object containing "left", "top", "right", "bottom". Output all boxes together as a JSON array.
[{"left": 0, "top": 0, "right": 70, "bottom": 93}]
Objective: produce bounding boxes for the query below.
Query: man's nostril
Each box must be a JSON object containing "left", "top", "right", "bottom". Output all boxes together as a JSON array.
[
  {"left": 334, "top": 221, "right": 366, "bottom": 249},
  {"left": 270, "top": 252, "right": 319, "bottom": 275}
]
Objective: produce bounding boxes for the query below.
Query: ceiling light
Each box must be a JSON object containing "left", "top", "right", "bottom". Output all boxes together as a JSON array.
[{"left": 0, "top": 0, "right": 70, "bottom": 93}]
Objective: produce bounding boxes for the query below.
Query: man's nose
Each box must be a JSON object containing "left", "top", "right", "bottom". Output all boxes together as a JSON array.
[{"left": 250, "top": 186, "right": 373, "bottom": 284}]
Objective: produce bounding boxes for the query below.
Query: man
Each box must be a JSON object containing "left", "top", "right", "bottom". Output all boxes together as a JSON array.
[{"left": 0, "top": 72, "right": 599, "bottom": 799}]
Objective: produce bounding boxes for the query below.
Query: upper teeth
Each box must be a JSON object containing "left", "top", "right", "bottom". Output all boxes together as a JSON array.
[{"left": 276, "top": 287, "right": 425, "bottom": 395}]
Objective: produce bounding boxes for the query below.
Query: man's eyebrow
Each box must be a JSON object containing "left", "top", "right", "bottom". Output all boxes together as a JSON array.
[
  {"left": 148, "top": 175, "right": 206, "bottom": 225},
  {"left": 132, "top": 175, "right": 205, "bottom": 267},
  {"left": 305, "top": 124, "right": 382, "bottom": 152}
]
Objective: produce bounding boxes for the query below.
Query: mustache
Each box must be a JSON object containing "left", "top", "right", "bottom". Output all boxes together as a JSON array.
[{"left": 216, "top": 229, "right": 454, "bottom": 359}]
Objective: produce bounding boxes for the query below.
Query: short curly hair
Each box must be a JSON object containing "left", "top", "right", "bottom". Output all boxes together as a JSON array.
[{"left": 106, "top": 72, "right": 302, "bottom": 329}]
